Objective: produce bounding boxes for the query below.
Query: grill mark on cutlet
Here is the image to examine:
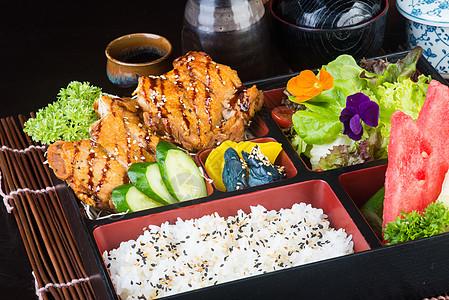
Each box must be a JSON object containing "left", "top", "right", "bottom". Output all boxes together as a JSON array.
[
  {"left": 86, "top": 140, "right": 96, "bottom": 194},
  {"left": 97, "top": 155, "right": 110, "bottom": 197},
  {"left": 148, "top": 77, "right": 163, "bottom": 117},
  {"left": 228, "top": 86, "right": 247, "bottom": 111},
  {"left": 205, "top": 61, "right": 212, "bottom": 126},
  {"left": 173, "top": 69, "right": 182, "bottom": 88},
  {"left": 110, "top": 99, "right": 117, "bottom": 117},
  {"left": 185, "top": 60, "right": 200, "bottom": 137},
  {"left": 239, "top": 87, "right": 250, "bottom": 112},
  {"left": 125, "top": 130, "right": 131, "bottom": 167},
  {"left": 70, "top": 141, "right": 80, "bottom": 185}
]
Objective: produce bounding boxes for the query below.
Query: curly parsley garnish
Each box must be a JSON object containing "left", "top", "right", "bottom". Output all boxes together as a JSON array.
[
  {"left": 383, "top": 202, "right": 449, "bottom": 245},
  {"left": 24, "top": 81, "right": 102, "bottom": 144}
]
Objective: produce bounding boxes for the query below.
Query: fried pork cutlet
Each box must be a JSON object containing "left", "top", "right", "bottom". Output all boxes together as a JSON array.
[
  {"left": 133, "top": 51, "right": 264, "bottom": 151},
  {"left": 47, "top": 139, "right": 128, "bottom": 211}
]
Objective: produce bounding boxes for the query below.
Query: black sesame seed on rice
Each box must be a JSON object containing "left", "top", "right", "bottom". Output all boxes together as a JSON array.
[{"left": 104, "top": 203, "right": 353, "bottom": 299}]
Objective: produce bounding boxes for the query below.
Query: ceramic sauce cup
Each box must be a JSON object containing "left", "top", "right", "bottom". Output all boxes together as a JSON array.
[{"left": 105, "top": 33, "right": 173, "bottom": 88}]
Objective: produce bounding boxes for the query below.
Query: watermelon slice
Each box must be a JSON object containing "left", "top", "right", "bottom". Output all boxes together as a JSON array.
[
  {"left": 383, "top": 80, "right": 449, "bottom": 228},
  {"left": 417, "top": 80, "right": 449, "bottom": 157},
  {"left": 383, "top": 111, "right": 448, "bottom": 227}
]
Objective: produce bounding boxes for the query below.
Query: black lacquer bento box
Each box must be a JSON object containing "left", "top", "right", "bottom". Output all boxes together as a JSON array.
[{"left": 53, "top": 51, "right": 449, "bottom": 300}]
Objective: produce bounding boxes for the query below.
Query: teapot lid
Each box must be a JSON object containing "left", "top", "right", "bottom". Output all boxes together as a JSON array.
[{"left": 396, "top": 0, "right": 449, "bottom": 26}]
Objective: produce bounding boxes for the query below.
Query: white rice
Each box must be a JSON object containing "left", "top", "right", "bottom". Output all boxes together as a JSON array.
[{"left": 104, "top": 203, "right": 354, "bottom": 299}]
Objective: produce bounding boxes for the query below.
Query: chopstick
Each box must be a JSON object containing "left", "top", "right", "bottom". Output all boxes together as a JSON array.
[{"left": 0, "top": 115, "right": 95, "bottom": 299}]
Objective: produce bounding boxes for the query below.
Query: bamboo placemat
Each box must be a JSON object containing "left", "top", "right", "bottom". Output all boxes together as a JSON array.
[{"left": 0, "top": 114, "right": 94, "bottom": 300}]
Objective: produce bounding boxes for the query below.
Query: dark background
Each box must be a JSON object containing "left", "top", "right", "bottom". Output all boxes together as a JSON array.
[
  {"left": 0, "top": 1, "right": 190, "bottom": 118},
  {"left": 0, "top": 0, "right": 407, "bottom": 299}
]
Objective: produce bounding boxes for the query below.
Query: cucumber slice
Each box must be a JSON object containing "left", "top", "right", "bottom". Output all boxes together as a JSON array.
[
  {"left": 361, "top": 186, "right": 385, "bottom": 238},
  {"left": 361, "top": 186, "right": 385, "bottom": 218},
  {"left": 111, "top": 184, "right": 163, "bottom": 213},
  {"left": 128, "top": 162, "right": 178, "bottom": 205},
  {"left": 156, "top": 140, "right": 207, "bottom": 201},
  {"left": 360, "top": 208, "right": 383, "bottom": 239}
]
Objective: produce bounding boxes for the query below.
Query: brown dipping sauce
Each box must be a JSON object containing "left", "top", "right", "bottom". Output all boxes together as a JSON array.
[{"left": 118, "top": 48, "right": 163, "bottom": 64}]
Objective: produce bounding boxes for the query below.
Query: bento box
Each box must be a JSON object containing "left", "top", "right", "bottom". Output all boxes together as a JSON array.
[{"left": 53, "top": 51, "right": 449, "bottom": 299}]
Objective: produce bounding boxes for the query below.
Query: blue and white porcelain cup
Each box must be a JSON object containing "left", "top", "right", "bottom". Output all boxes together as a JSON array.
[{"left": 396, "top": 0, "right": 449, "bottom": 77}]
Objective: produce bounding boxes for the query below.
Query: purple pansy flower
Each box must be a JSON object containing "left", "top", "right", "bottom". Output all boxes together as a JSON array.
[{"left": 339, "top": 93, "right": 379, "bottom": 141}]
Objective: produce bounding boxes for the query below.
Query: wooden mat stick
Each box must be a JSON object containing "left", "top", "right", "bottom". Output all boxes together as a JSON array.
[
  {"left": 13, "top": 193, "right": 62, "bottom": 299},
  {"left": 23, "top": 143, "right": 92, "bottom": 297},
  {"left": 16, "top": 115, "right": 94, "bottom": 298},
  {"left": 41, "top": 192, "right": 91, "bottom": 299},
  {"left": 18, "top": 115, "right": 95, "bottom": 299},
  {"left": 0, "top": 125, "right": 38, "bottom": 193},
  {"left": 32, "top": 192, "right": 81, "bottom": 299},
  {"left": 0, "top": 133, "right": 21, "bottom": 195},
  {"left": 1, "top": 118, "right": 42, "bottom": 190},
  {"left": 0, "top": 120, "right": 68, "bottom": 299},
  {"left": 0, "top": 149, "right": 63, "bottom": 293},
  {"left": 42, "top": 197, "right": 91, "bottom": 300},
  {"left": 21, "top": 193, "right": 81, "bottom": 299},
  {"left": 4, "top": 127, "right": 75, "bottom": 299},
  {"left": 9, "top": 117, "right": 46, "bottom": 188},
  {"left": 2, "top": 115, "right": 97, "bottom": 299},
  {"left": 7, "top": 117, "right": 27, "bottom": 148},
  {"left": 39, "top": 179, "right": 94, "bottom": 298},
  {"left": 18, "top": 115, "right": 53, "bottom": 185}
]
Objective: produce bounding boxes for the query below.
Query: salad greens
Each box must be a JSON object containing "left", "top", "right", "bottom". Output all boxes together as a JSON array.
[
  {"left": 383, "top": 201, "right": 449, "bottom": 245},
  {"left": 360, "top": 45, "right": 422, "bottom": 87},
  {"left": 287, "top": 47, "right": 431, "bottom": 170},
  {"left": 24, "top": 81, "right": 102, "bottom": 145}
]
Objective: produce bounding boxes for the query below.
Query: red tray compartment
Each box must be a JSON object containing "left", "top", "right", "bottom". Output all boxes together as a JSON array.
[
  {"left": 263, "top": 88, "right": 286, "bottom": 111},
  {"left": 248, "top": 114, "right": 269, "bottom": 137},
  {"left": 94, "top": 179, "right": 370, "bottom": 256},
  {"left": 339, "top": 164, "right": 387, "bottom": 208}
]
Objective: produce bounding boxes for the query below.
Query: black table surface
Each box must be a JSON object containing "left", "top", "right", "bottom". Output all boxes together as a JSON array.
[{"left": 0, "top": 1, "right": 411, "bottom": 299}]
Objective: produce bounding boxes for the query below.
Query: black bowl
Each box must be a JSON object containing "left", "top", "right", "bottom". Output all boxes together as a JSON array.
[
  {"left": 273, "top": 0, "right": 383, "bottom": 29},
  {"left": 270, "top": 0, "right": 389, "bottom": 71}
]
